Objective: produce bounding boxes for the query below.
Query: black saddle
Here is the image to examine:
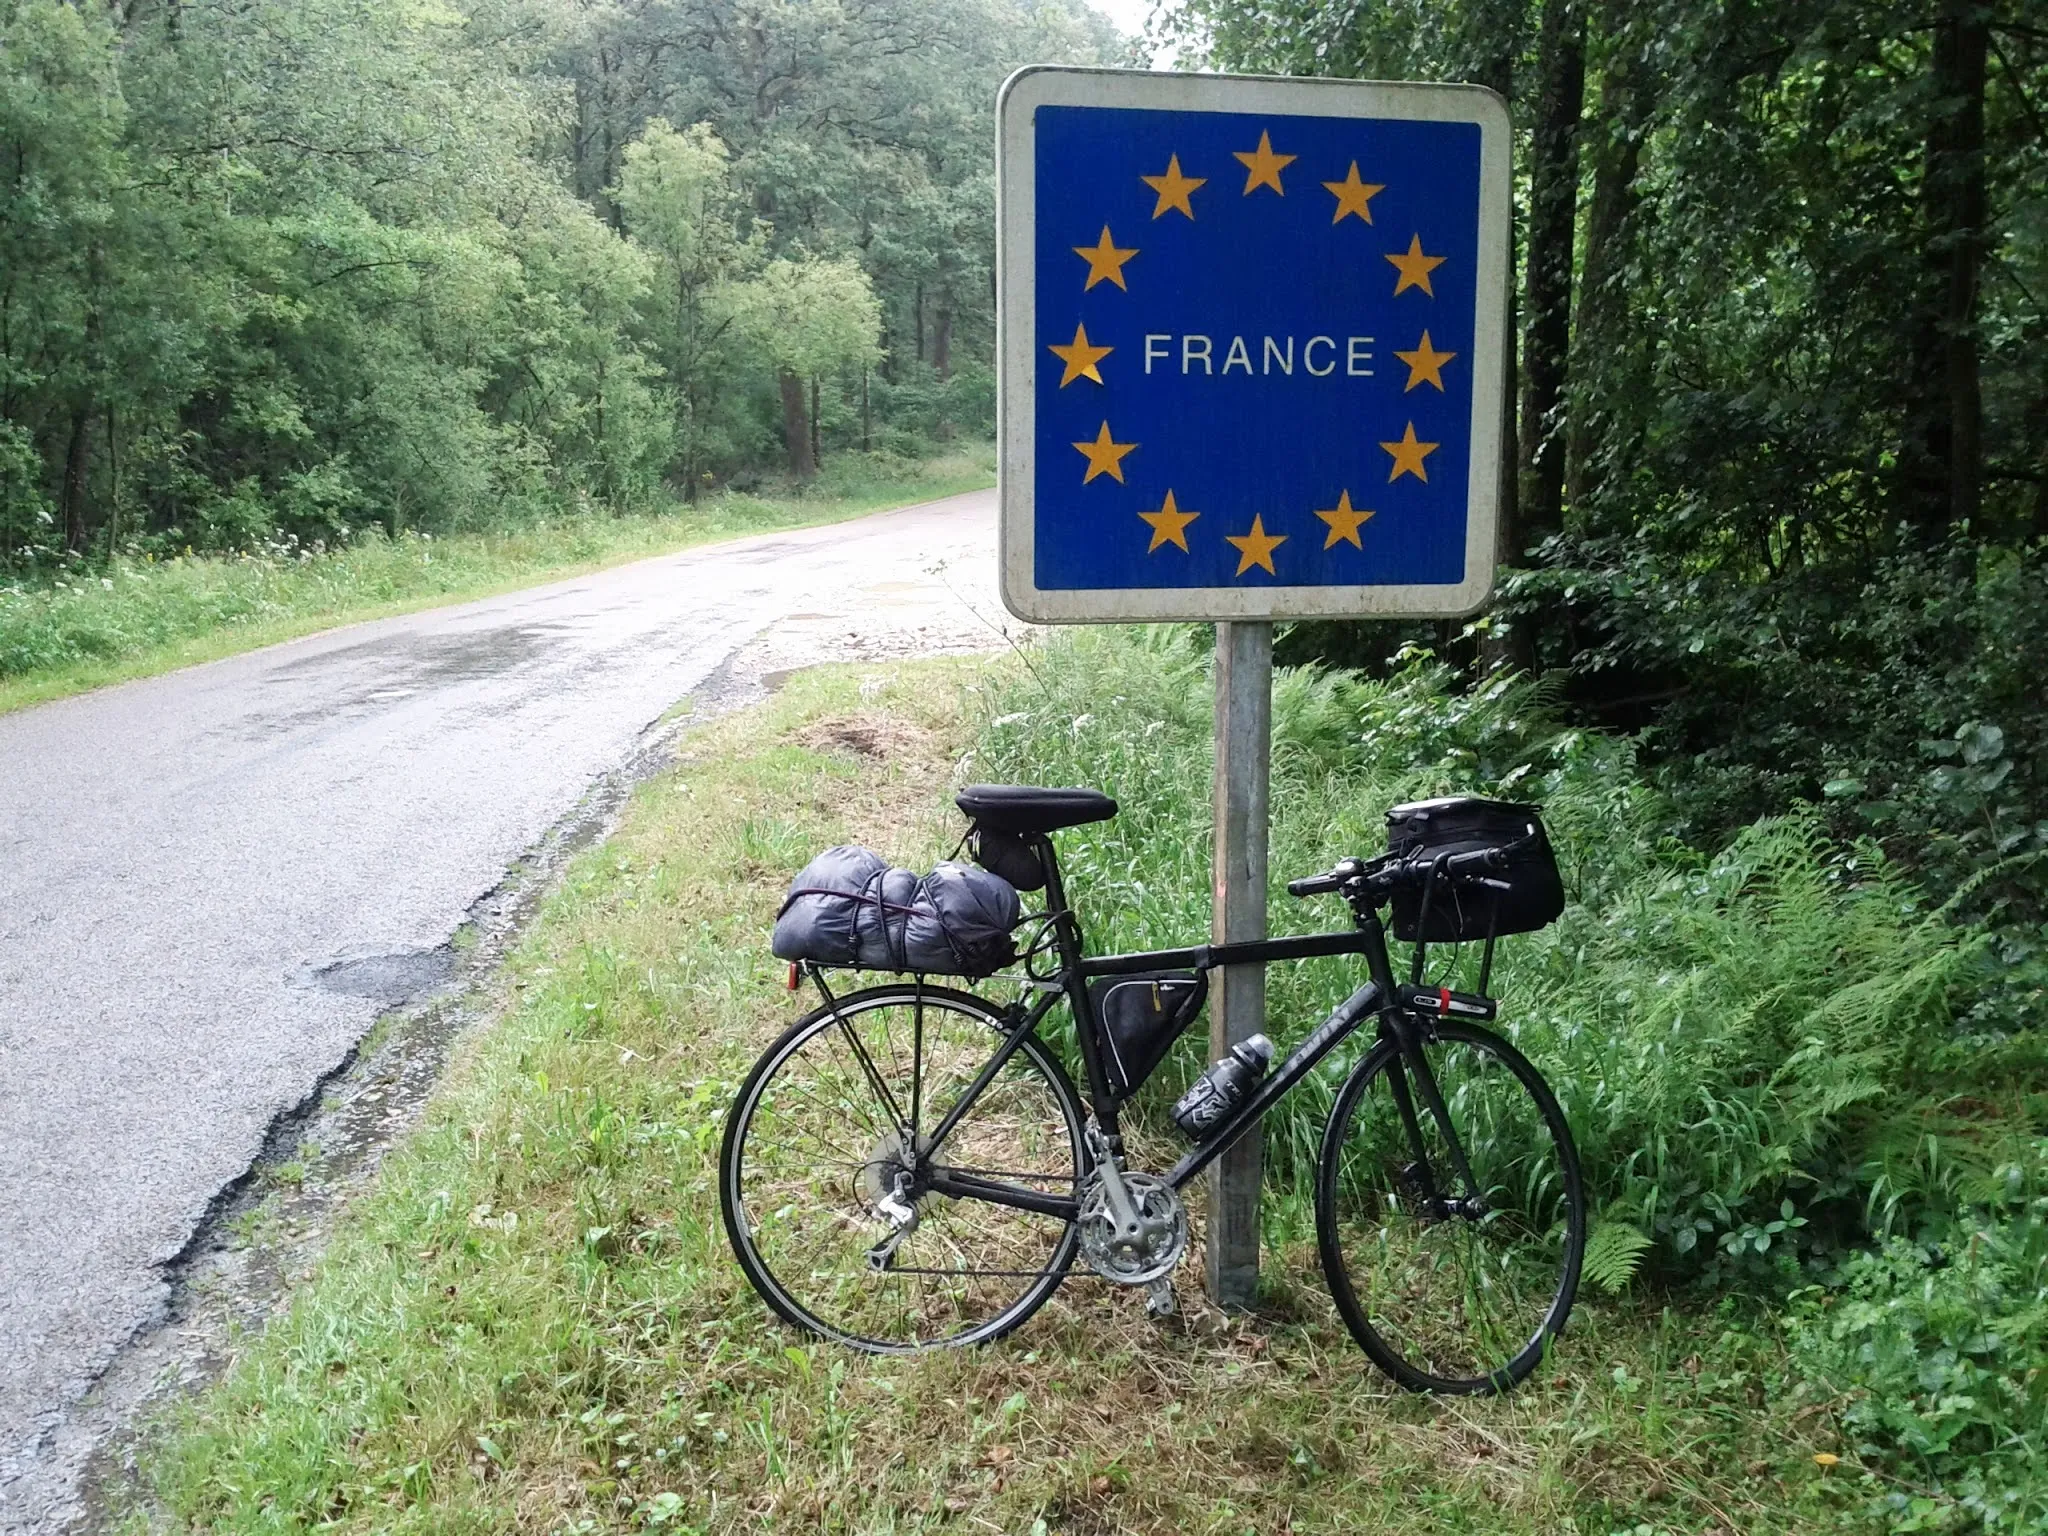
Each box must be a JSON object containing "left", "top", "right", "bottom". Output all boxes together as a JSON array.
[{"left": 956, "top": 784, "right": 1118, "bottom": 834}]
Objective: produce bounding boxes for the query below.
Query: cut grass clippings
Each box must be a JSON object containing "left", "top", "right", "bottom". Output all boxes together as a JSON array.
[
  {"left": 0, "top": 447, "right": 994, "bottom": 716},
  {"left": 131, "top": 656, "right": 1878, "bottom": 1535}
]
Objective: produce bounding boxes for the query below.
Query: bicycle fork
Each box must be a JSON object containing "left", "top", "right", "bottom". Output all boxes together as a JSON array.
[{"left": 1383, "top": 1016, "right": 1487, "bottom": 1221}]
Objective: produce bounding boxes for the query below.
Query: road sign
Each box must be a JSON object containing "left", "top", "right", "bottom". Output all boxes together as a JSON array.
[{"left": 996, "top": 68, "right": 1511, "bottom": 624}]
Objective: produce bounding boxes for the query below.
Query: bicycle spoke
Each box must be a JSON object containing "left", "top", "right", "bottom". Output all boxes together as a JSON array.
[
  {"left": 1319, "top": 1023, "right": 1583, "bottom": 1392},
  {"left": 724, "top": 989, "right": 1081, "bottom": 1353}
]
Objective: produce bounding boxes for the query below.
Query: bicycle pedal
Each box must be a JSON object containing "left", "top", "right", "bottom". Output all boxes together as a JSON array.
[{"left": 1144, "top": 1278, "right": 1178, "bottom": 1320}]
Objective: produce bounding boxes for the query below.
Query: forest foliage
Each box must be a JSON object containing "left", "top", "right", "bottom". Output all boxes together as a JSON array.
[
  {"left": 1162, "top": 0, "right": 2048, "bottom": 929},
  {"left": 0, "top": 0, "right": 1116, "bottom": 570}
]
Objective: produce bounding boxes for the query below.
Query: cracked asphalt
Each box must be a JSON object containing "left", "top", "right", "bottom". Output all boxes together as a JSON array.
[{"left": 0, "top": 489, "right": 1008, "bottom": 1532}]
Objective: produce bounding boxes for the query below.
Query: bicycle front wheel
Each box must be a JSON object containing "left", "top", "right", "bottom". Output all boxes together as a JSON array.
[
  {"left": 1316, "top": 1019, "right": 1585, "bottom": 1393},
  {"left": 720, "top": 983, "right": 1085, "bottom": 1354}
]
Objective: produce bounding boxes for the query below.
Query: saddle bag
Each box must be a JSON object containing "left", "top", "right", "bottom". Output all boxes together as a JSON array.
[
  {"left": 1089, "top": 970, "right": 1207, "bottom": 1095},
  {"left": 965, "top": 822, "right": 1046, "bottom": 892},
  {"left": 771, "top": 846, "right": 1024, "bottom": 978},
  {"left": 1384, "top": 797, "right": 1565, "bottom": 943}
]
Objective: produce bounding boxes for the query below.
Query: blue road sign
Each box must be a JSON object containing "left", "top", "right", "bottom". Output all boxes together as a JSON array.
[{"left": 997, "top": 70, "right": 1509, "bottom": 622}]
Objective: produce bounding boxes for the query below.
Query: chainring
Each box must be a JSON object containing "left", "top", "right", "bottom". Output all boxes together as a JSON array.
[{"left": 1077, "top": 1169, "right": 1188, "bottom": 1285}]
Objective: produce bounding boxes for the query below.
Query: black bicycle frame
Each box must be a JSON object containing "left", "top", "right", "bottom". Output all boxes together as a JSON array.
[{"left": 863, "top": 829, "right": 1464, "bottom": 1225}]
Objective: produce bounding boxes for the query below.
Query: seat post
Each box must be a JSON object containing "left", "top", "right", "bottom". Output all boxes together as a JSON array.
[{"left": 1034, "top": 835, "right": 1118, "bottom": 1123}]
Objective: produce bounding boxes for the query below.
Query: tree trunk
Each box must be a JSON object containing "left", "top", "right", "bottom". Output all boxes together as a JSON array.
[
  {"left": 599, "top": 49, "right": 622, "bottom": 232},
  {"left": 861, "top": 364, "right": 872, "bottom": 452},
  {"left": 1479, "top": 43, "right": 1518, "bottom": 560},
  {"left": 2030, "top": 384, "right": 2048, "bottom": 541},
  {"left": 1475, "top": 41, "right": 1524, "bottom": 678},
  {"left": 105, "top": 402, "right": 118, "bottom": 554},
  {"left": 1907, "top": 0, "right": 1989, "bottom": 530},
  {"left": 779, "top": 369, "right": 815, "bottom": 481},
  {"left": 1566, "top": 2, "right": 1647, "bottom": 515},
  {"left": 913, "top": 283, "right": 925, "bottom": 365},
  {"left": 1516, "top": 0, "right": 1586, "bottom": 554},
  {"left": 1940, "top": 0, "right": 1986, "bottom": 531},
  {"left": 60, "top": 406, "right": 91, "bottom": 554},
  {"left": 810, "top": 375, "right": 822, "bottom": 468},
  {"left": 932, "top": 298, "right": 955, "bottom": 439}
]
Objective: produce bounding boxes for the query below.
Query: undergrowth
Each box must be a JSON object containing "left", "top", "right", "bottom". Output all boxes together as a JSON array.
[{"left": 975, "top": 625, "right": 2045, "bottom": 1530}]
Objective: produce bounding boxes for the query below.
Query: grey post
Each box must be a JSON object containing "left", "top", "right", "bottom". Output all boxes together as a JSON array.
[{"left": 1207, "top": 620, "right": 1272, "bottom": 1308}]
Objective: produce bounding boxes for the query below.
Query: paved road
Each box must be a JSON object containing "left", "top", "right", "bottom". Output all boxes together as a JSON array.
[{"left": 0, "top": 490, "right": 1006, "bottom": 1531}]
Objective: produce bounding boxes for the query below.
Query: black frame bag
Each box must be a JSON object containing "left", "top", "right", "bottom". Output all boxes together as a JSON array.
[
  {"left": 1088, "top": 970, "right": 1207, "bottom": 1095},
  {"left": 1384, "top": 797, "right": 1565, "bottom": 942}
]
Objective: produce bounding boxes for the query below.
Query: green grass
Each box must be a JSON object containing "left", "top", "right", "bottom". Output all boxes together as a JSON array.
[
  {"left": 0, "top": 447, "right": 994, "bottom": 715},
  {"left": 128, "top": 649, "right": 1892, "bottom": 1536}
]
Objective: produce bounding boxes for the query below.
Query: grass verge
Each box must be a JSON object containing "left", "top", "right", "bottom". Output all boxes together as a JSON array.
[
  {"left": 132, "top": 652, "right": 1875, "bottom": 1536},
  {"left": 0, "top": 448, "right": 993, "bottom": 716}
]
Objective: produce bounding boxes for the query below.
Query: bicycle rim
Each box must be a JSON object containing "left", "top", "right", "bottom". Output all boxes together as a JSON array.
[
  {"left": 1316, "top": 1020, "right": 1585, "bottom": 1393},
  {"left": 720, "top": 984, "right": 1084, "bottom": 1353}
]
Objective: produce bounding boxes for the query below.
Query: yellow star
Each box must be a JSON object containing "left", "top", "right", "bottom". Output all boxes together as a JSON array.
[
  {"left": 1381, "top": 422, "right": 1439, "bottom": 482},
  {"left": 1141, "top": 154, "right": 1206, "bottom": 220},
  {"left": 1139, "top": 488, "right": 1199, "bottom": 552},
  {"left": 1073, "top": 421, "right": 1137, "bottom": 484},
  {"left": 1392, "top": 330, "right": 1457, "bottom": 391},
  {"left": 1315, "top": 489, "right": 1374, "bottom": 548},
  {"left": 1233, "top": 131, "right": 1296, "bottom": 196},
  {"left": 1386, "top": 233, "right": 1446, "bottom": 297},
  {"left": 1225, "top": 514, "right": 1287, "bottom": 576},
  {"left": 1047, "top": 321, "right": 1113, "bottom": 387},
  {"left": 1322, "top": 161, "right": 1384, "bottom": 224},
  {"left": 1073, "top": 226, "right": 1139, "bottom": 291}
]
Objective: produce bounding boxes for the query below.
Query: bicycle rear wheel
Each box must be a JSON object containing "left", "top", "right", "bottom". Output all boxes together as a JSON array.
[
  {"left": 720, "top": 983, "right": 1085, "bottom": 1353},
  {"left": 1316, "top": 1019, "right": 1584, "bottom": 1393}
]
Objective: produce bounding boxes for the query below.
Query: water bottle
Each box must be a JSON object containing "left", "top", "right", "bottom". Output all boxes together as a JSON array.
[{"left": 1171, "top": 1034, "right": 1274, "bottom": 1138}]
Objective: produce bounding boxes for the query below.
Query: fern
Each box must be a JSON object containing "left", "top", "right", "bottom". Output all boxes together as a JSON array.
[{"left": 1582, "top": 1221, "right": 1654, "bottom": 1295}]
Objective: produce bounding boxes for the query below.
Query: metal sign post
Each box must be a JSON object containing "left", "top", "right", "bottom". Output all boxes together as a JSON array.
[{"left": 996, "top": 66, "right": 1510, "bottom": 1307}]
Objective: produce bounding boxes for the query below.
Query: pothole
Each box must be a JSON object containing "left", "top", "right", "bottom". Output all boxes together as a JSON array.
[{"left": 307, "top": 949, "right": 456, "bottom": 1010}]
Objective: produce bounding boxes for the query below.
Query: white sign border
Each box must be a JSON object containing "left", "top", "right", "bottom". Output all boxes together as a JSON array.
[{"left": 996, "top": 66, "right": 1511, "bottom": 624}]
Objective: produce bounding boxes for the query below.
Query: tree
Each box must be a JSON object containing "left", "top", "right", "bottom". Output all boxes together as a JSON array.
[
  {"left": 1178, "top": 0, "right": 2048, "bottom": 893},
  {"left": 730, "top": 257, "right": 883, "bottom": 479},
  {"left": 613, "top": 118, "right": 766, "bottom": 495}
]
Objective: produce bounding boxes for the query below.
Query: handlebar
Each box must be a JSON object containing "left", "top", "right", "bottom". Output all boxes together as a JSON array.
[
  {"left": 1284, "top": 870, "right": 1343, "bottom": 898},
  {"left": 1286, "top": 846, "right": 1509, "bottom": 903}
]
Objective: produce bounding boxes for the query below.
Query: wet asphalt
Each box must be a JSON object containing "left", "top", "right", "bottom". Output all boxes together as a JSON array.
[{"left": 0, "top": 490, "right": 1005, "bottom": 1531}]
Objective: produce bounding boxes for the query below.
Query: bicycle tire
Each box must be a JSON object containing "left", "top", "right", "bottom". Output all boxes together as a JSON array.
[
  {"left": 720, "top": 982, "right": 1086, "bottom": 1354},
  {"left": 1315, "top": 1019, "right": 1585, "bottom": 1393}
]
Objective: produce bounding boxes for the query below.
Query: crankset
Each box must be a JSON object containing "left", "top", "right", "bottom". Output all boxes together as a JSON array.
[{"left": 1077, "top": 1125, "right": 1188, "bottom": 1286}]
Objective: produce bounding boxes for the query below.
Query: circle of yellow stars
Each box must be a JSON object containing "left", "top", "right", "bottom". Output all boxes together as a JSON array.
[{"left": 1047, "top": 126, "right": 1460, "bottom": 581}]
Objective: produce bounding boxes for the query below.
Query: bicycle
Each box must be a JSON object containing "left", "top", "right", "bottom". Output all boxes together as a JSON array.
[{"left": 719, "top": 785, "right": 1586, "bottom": 1394}]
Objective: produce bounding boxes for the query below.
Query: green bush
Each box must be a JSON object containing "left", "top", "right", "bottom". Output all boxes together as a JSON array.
[{"left": 1788, "top": 1144, "right": 2048, "bottom": 1532}]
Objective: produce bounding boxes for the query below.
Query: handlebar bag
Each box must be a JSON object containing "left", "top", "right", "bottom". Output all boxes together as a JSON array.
[
  {"left": 771, "top": 847, "right": 1023, "bottom": 977},
  {"left": 1088, "top": 970, "right": 1208, "bottom": 1096},
  {"left": 1384, "top": 797, "right": 1565, "bottom": 942}
]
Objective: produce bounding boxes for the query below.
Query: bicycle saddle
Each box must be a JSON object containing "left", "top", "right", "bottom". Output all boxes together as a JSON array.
[{"left": 955, "top": 784, "right": 1118, "bottom": 833}]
